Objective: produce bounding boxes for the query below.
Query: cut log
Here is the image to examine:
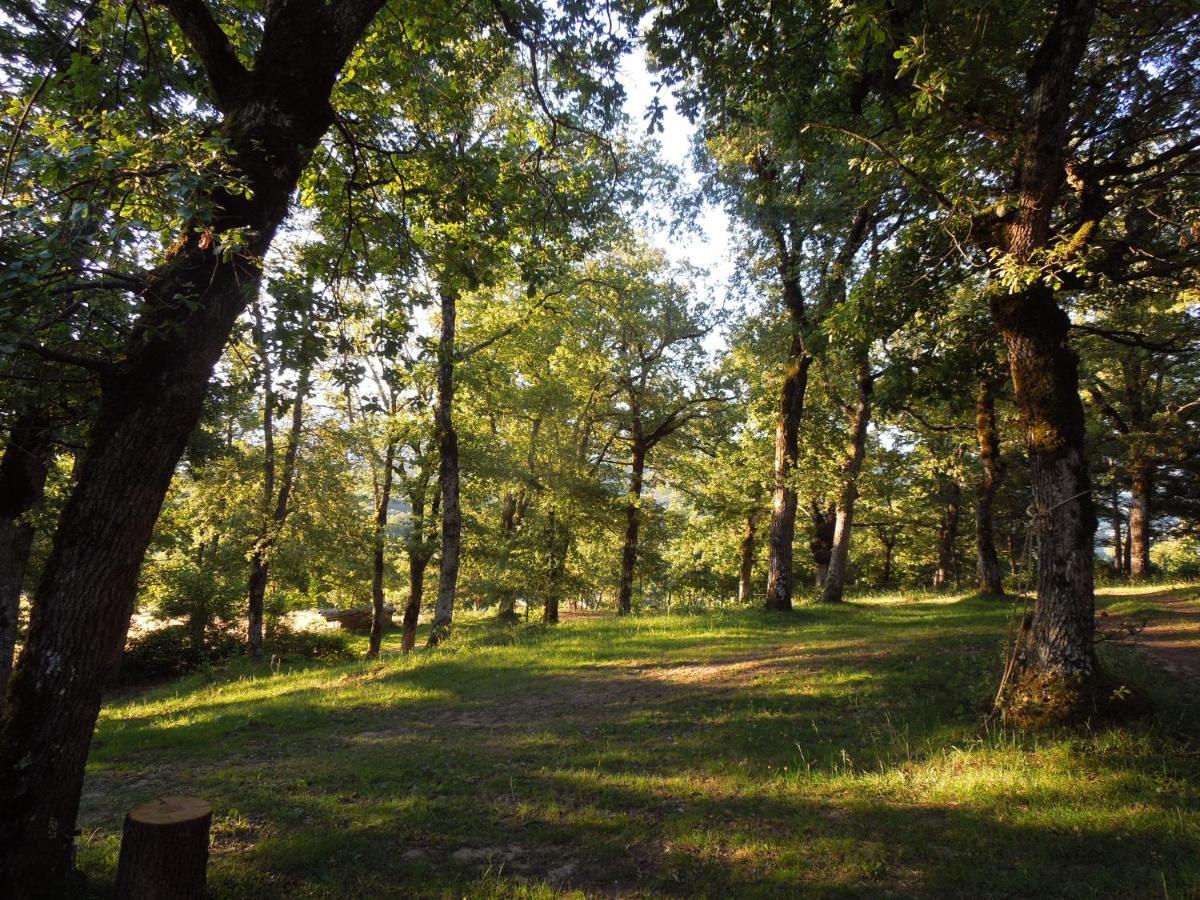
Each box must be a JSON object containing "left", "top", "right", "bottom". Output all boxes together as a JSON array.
[{"left": 115, "top": 795, "right": 212, "bottom": 900}]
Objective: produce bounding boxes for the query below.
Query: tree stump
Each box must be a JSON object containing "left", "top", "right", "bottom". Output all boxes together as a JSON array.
[{"left": 115, "top": 795, "right": 212, "bottom": 900}]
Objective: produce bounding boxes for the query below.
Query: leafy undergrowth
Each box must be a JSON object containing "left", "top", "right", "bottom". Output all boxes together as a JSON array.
[{"left": 77, "top": 586, "right": 1200, "bottom": 898}]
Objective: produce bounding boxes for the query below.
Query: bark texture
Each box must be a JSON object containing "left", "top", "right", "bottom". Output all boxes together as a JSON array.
[
  {"left": 0, "top": 2, "right": 384, "bottom": 886},
  {"left": 114, "top": 796, "right": 212, "bottom": 900},
  {"left": 990, "top": 0, "right": 1105, "bottom": 724}
]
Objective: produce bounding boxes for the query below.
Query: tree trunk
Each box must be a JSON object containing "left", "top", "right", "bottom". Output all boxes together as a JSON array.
[
  {"left": 617, "top": 443, "right": 647, "bottom": 616},
  {"left": 0, "top": 6, "right": 383, "bottom": 883},
  {"left": 115, "top": 796, "right": 212, "bottom": 900},
  {"left": 989, "top": 0, "right": 1102, "bottom": 723},
  {"left": 400, "top": 555, "right": 427, "bottom": 653},
  {"left": 819, "top": 364, "right": 873, "bottom": 604},
  {"left": 737, "top": 510, "right": 760, "bottom": 604},
  {"left": 247, "top": 302, "right": 276, "bottom": 659},
  {"left": 496, "top": 492, "right": 519, "bottom": 619},
  {"left": 1007, "top": 532, "right": 1021, "bottom": 575},
  {"left": 995, "top": 285, "right": 1099, "bottom": 716},
  {"left": 809, "top": 502, "right": 835, "bottom": 588},
  {"left": 974, "top": 379, "right": 1006, "bottom": 595},
  {"left": 1129, "top": 458, "right": 1152, "bottom": 579},
  {"left": 247, "top": 352, "right": 311, "bottom": 659},
  {"left": 764, "top": 337, "right": 811, "bottom": 611},
  {"left": 543, "top": 509, "right": 569, "bottom": 625},
  {"left": 0, "top": 412, "right": 53, "bottom": 697},
  {"left": 367, "top": 439, "right": 396, "bottom": 658},
  {"left": 933, "top": 476, "right": 962, "bottom": 590},
  {"left": 880, "top": 534, "right": 895, "bottom": 587},
  {"left": 428, "top": 289, "right": 460, "bottom": 647},
  {"left": 1109, "top": 483, "right": 1124, "bottom": 576},
  {"left": 401, "top": 485, "right": 437, "bottom": 653}
]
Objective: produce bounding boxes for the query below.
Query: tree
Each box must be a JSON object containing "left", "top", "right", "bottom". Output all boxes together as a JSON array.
[
  {"left": 0, "top": 0, "right": 412, "bottom": 885},
  {"left": 564, "top": 243, "right": 721, "bottom": 615}
]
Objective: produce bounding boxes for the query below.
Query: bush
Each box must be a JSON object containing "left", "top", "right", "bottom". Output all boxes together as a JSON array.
[
  {"left": 265, "top": 620, "right": 355, "bottom": 662},
  {"left": 119, "top": 623, "right": 242, "bottom": 685},
  {"left": 120, "top": 618, "right": 355, "bottom": 685}
]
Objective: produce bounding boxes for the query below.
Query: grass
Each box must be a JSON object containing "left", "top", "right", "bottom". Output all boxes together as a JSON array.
[{"left": 76, "top": 585, "right": 1200, "bottom": 898}]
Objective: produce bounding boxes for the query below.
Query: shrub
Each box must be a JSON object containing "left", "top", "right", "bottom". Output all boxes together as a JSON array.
[
  {"left": 120, "top": 618, "right": 354, "bottom": 685},
  {"left": 265, "top": 620, "right": 355, "bottom": 662},
  {"left": 119, "top": 623, "right": 242, "bottom": 685}
]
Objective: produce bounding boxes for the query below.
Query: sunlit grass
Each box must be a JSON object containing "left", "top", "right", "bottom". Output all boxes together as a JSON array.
[{"left": 76, "top": 587, "right": 1200, "bottom": 898}]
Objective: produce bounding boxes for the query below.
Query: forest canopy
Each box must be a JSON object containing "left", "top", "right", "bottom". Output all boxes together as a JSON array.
[{"left": 0, "top": 0, "right": 1198, "bottom": 894}]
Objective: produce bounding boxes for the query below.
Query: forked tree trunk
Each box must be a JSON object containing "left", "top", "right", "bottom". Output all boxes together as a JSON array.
[
  {"left": 428, "top": 289, "right": 460, "bottom": 647},
  {"left": 819, "top": 364, "right": 873, "bottom": 604},
  {"left": 737, "top": 510, "right": 760, "bottom": 604},
  {"left": 1129, "top": 458, "right": 1152, "bottom": 579},
  {"left": 367, "top": 439, "right": 396, "bottom": 658},
  {"left": 809, "top": 502, "right": 835, "bottom": 588},
  {"left": 764, "top": 336, "right": 811, "bottom": 611},
  {"left": 933, "top": 476, "right": 962, "bottom": 590},
  {"left": 0, "top": 413, "right": 53, "bottom": 697},
  {"left": 761, "top": 205, "right": 870, "bottom": 610},
  {"left": 617, "top": 443, "right": 647, "bottom": 616},
  {"left": 0, "top": 5, "right": 383, "bottom": 884},
  {"left": 974, "top": 379, "right": 1006, "bottom": 594},
  {"left": 879, "top": 533, "right": 896, "bottom": 586},
  {"left": 399, "top": 472, "right": 436, "bottom": 653}
]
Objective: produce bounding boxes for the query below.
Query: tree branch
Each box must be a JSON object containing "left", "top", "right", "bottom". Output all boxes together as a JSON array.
[{"left": 158, "top": 0, "right": 250, "bottom": 110}]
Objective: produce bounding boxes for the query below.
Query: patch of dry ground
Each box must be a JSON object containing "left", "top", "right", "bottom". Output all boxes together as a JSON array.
[{"left": 1102, "top": 587, "right": 1200, "bottom": 686}]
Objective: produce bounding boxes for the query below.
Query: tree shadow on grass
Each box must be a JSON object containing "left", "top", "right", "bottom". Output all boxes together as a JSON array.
[{"left": 79, "top": 597, "right": 1200, "bottom": 897}]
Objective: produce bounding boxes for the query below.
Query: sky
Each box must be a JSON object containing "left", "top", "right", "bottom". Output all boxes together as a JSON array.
[{"left": 618, "top": 43, "right": 737, "bottom": 316}]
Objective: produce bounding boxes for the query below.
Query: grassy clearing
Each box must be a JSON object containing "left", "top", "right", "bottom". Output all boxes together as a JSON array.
[{"left": 77, "top": 586, "right": 1200, "bottom": 898}]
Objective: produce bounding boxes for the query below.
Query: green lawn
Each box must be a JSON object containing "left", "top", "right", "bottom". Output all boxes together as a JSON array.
[{"left": 77, "top": 586, "right": 1200, "bottom": 898}]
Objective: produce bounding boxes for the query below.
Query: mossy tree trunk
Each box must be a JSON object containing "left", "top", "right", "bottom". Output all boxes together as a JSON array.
[{"left": 990, "top": 0, "right": 1104, "bottom": 723}]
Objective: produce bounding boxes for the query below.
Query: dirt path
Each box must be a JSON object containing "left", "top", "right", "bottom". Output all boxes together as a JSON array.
[{"left": 1100, "top": 587, "right": 1200, "bottom": 685}]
